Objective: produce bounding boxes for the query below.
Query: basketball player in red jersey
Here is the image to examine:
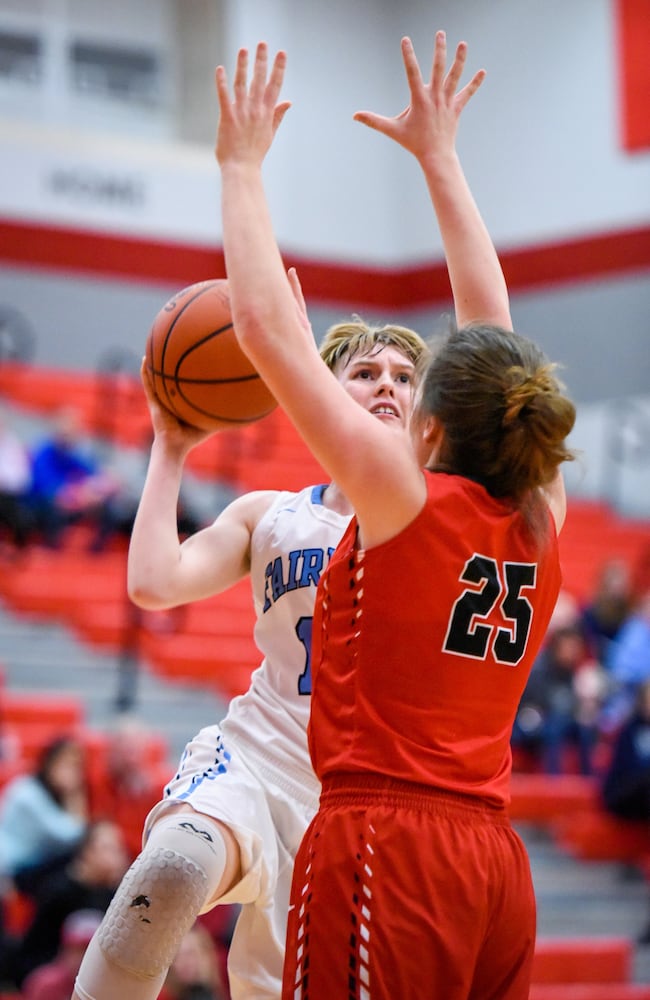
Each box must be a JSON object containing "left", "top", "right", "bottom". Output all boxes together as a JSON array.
[
  {"left": 216, "top": 32, "right": 576, "bottom": 1000},
  {"left": 72, "top": 33, "right": 511, "bottom": 1000}
]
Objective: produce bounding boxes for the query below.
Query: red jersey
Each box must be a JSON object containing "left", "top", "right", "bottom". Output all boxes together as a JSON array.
[{"left": 309, "top": 471, "right": 561, "bottom": 807}]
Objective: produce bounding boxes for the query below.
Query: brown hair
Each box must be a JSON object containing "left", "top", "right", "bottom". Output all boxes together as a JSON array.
[
  {"left": 319, "top": 316, "right": 429, "bottom": 373},
  {"left": 416, "top": 323, "right": 576, "bottom": 503}
]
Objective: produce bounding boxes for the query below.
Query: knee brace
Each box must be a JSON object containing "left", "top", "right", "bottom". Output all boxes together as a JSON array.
[{"left": 97, "top": 812, "right": 228, "bottom": 980}]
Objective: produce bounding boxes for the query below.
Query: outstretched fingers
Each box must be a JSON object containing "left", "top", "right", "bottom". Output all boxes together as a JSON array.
[
  {"left": 248, "top": 43, "right": 288, "bottom": 114},
  {"left": 267, "top": 47, "right": 288, "bottom": 104},
  {"left": 267, "top": 48, "right": 291, "bottom": 131},
  {"left": 430, "top": 30, "right": 447, "bottom": 95},
  {"left": 433, "top": 34, "right": 485, "bottom": 114},
  {"left": 455, "top": 67, "right": 486, "bottom": 112},
  {"left": 215, "top": 42, "right": 291, "bottom": 164},
  {"left": 442, "top": 39, "right": 467, "bottom": 98},
  {"left": 249, "top": 41, "right": 268, "bottom": 104},
  {"left": 216, "top": 43, "right": 288, "bottom": 113},
  {"left": 233, "top": 46, "right": 249, "bottom": 102},
  {"left": 214, "top": 64, "right": 231, "bottom": 116},
  {"left": 353, "top": 108, "right": 398, "bottom": 134},
  {"left": 400, "top": 35, "right": 425, "bottom": 102}
]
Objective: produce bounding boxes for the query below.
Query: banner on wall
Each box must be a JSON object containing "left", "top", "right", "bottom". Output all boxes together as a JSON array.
[
  {"left": 1, "top": 120, "right": 649, "bottom": 307},
  {"left": 0, "top": 122, "right": 220, "bottom": 244}
]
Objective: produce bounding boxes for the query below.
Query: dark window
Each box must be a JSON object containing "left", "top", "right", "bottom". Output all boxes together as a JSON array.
[
  {"left": 69, "top": 40, "right": 161, "bottom": 106},
  {"left": 0, "top": 31, "right": 42, "bottom": 85}
]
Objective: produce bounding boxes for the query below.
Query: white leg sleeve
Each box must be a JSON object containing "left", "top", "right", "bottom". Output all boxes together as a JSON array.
[
  {"left": 74, "top": 812, "right": 229, "bottom": 1000},
  {"left": 73, "top": 934, "right": 168, "bottom": 1000}
]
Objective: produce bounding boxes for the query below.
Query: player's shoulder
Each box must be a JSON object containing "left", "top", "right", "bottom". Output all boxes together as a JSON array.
[
  {"left": 224, "top": 489, "right": 284, "bottom": 524},
  {"left": 254, "top": 484, "right": 319, "bottom": 521}
]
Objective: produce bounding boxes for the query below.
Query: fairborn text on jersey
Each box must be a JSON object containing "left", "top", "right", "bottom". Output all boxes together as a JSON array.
[{"left": 262, "top": 547, "right": 337, "bottom": 612}]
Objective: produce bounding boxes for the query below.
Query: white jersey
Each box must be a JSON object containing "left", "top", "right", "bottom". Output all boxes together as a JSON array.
[
  {"left": 145, "top": 484, "right": 350, "bottom": 1000},
  {"left": 221, "top": 484, "right": 350, "bottom": 798}
]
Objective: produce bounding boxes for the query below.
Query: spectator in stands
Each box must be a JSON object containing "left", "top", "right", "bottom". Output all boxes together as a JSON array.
[
  {"left": 8, "top": 819, "right": 128, "bottom": 988},
  {"left": 601, "top": 676, "right": 650, "bottom": 947},
  {"left": 160, "top": 922, "right": 228, "bottom": 1000},
  {"left": 601, "top": 588, "right": 650, "bottom": 732},
  {"left": 581, "top": 557, "right": 635, "bottom": 664},
  {"left": 602, "top": 677, "right": 650, "bottom": 822},
  {"left": 0, "top": 736, "right": 88, "bottom": 896},
  {"left": 88, "top": 717, "right": 167, "bottom": 861},
  {"left": 515, "top": 621, "right": 607, "bottom": 775},
  {"left": 28, "top": 406, "right": 123, "bottom": 551},
  {"left": 20, "top": 908, "right": 103, "bottom": 1000},
  {"left": 0, "top": 405, "right": 34, "bottom": 552}
]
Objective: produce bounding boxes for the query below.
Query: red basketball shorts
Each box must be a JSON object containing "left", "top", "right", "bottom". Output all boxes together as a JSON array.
[{"left": 282, "top": 776, "right": 535, "bottom": 1000}]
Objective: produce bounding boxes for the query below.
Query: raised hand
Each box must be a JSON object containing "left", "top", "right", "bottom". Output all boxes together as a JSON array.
[
  {"left": 353, "top": 32, "right": 485, "bottom": 165},
  {"left": 215, "top": 42, "right": 292, "bottom": 169}
]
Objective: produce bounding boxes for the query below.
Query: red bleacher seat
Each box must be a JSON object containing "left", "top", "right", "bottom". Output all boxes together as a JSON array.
[
  {"left": 0, "top": 758, "right": 23, "bottom": 790},
  {"left": 530, "top": 938, "right": 650, "bottom": 999},
  {"left": 532, "top": 938, "right": 633, "bottom": 985},
  {"left": 559, "top": 501, "right": 650, "bottom": 603},
  {"left": 138, "top": 630, "right": 257, "bottom": 700},
  {"left": 0, "top": 692, "right": 85, "bottom": 773},
  {"left": 0, "top": 361, "right": 150, "bottom": 446},
  {"left": 509, "top": 773, "right": 599, "bottom": 823},
  {"left": 1, "top": 692, "right": 83, "bottom": 729},
  {"left": 553, "top": 810, "right": 650, "bottom": 864},
  {"left": 530, "top": 987, "right": 650, "bottom": 999},
  {"left": 0, "top": 548, "right": 127, "bottom": 619}
]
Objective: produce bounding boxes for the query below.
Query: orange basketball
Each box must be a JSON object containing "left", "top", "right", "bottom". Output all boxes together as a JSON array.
[{"left": 146, "top": 278, "right": 277, "bottom": 431}]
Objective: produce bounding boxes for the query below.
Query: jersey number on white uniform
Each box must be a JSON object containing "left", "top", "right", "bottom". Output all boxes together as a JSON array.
[{"left": 295, "top": 615, "right": 313, "bottom": 694}]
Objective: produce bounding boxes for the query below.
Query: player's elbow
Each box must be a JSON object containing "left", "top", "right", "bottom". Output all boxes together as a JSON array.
[{"left": 127, "top": 577, "right": 173, "bottom": 611}]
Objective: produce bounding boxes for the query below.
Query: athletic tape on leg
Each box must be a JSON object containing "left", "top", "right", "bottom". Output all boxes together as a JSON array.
[{"left": 98, "top": 813, "right": 228, "bottom": 978}]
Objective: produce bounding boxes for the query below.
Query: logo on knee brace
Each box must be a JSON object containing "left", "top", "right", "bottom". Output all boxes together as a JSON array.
[
  {"left": 129, "top": 895, "right": 152, "bottom": 922},
  {"left": 178, "top": 821, "right": 214, "bottom": 843}
]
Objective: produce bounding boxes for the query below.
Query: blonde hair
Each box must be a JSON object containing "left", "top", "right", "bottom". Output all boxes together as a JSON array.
[{"left": 319, "top": 316, "right": 429, "bottom": 373}]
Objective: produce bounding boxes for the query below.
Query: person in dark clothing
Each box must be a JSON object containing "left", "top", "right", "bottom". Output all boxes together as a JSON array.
[
  {"left": 7, "top": 819, "right": 128, "bottom": 989},
  {"left": 601, "top": 677, "right": 650, "bottom": 945},
  {"left": 602, "top": 677, "right": 650, "bottom": 821}
]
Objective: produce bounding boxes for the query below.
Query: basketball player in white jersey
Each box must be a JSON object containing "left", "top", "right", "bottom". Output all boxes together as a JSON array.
[
  {"left": 73, "top": 315, "right": 427, "bottom": 1000},
  {"left": 74, "top": 32, "right": 492, "bottom": 1000}
]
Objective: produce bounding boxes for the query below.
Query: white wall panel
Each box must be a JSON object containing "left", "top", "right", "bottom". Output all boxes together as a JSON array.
[{"left": 0, "top": 0, "right": 647, "bottom": 259}]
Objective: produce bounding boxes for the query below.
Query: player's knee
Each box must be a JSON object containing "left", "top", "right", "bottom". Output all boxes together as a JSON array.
[{"left": 98, "top": 813, "right": 231, "bottom": 979}]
